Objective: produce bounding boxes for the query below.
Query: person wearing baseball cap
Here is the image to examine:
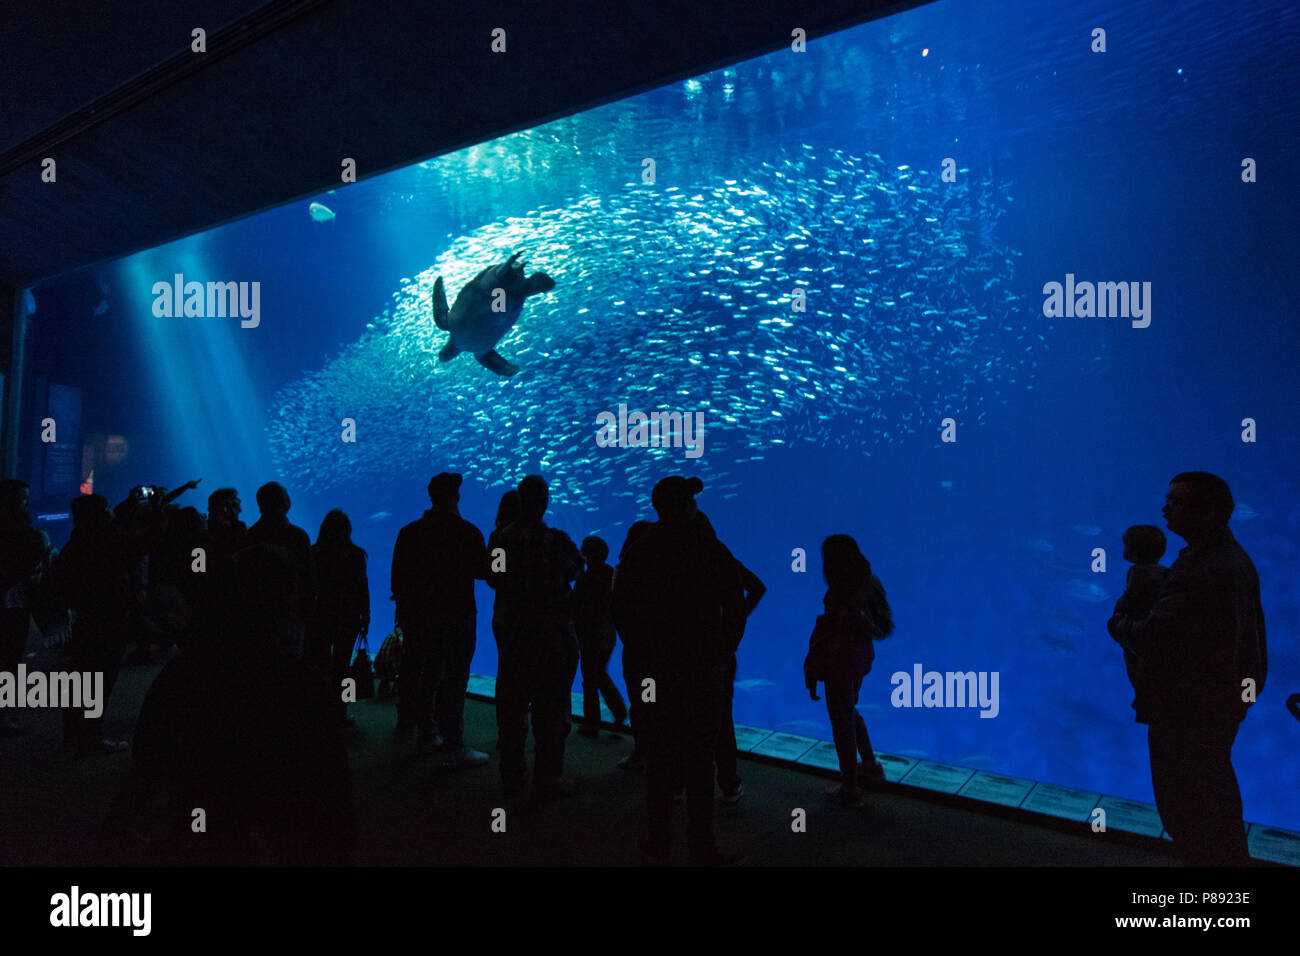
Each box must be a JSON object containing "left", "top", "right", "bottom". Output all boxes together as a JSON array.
[{"left": 614, "top": 475, "right": 745, "bottom": 865}]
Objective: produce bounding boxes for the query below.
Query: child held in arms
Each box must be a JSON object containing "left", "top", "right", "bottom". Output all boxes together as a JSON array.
[
  {"left": 1109, "top": 525, "right": 1168, "bottom": 714},
  {"left": 804, "top": 535, "right": 893, "bottom": 808}
]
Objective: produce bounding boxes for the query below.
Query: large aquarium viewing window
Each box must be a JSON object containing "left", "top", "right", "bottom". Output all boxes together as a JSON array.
[{"left": 21, "top": 0, "right": 1299, "bottom": 842}]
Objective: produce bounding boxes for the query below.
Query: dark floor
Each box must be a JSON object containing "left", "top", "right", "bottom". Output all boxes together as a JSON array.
[{"left": 0, "top": 653, "right": 1177, "bottom": 867}]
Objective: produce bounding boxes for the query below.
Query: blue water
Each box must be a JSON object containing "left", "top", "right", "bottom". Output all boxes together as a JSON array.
[{"left": 28, "top": 0, "right": 1300, "bottom": 831}]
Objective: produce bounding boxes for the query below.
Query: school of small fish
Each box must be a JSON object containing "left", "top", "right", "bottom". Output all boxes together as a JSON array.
[{"left": 268, "top": 145, "right": 1036, "bottom": 508}]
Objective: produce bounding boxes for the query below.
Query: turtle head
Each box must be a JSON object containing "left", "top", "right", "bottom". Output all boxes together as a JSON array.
[{"left": 524, "top": 271, "right": 556, "bottom": 295}]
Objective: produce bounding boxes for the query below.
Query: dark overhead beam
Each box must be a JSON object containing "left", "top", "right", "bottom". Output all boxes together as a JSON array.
[
  {"left": 1, "top": 0, "right": 928, "bottom": 288},
  {"left": 0, "top": 0, "right": 331, "bottom": 180}
]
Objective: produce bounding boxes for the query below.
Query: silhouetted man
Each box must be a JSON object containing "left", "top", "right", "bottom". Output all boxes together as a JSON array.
[
  {"left": 1109, "top": 471, "right": 1266, "bottom": 865},
  {"left": 614, "top": 477, "right": 744, "bottom": 865},
  {"left": 244, "top": 481, "right": 315, "bottom": 658},
  {"left": 487, "top": 474, "right": 582, "bottom": 800},
  {"left": 390, "top": 473, "right": 489, "bottom": 766}
]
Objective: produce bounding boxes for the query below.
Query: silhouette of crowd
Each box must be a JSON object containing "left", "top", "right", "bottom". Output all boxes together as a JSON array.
[{"left": 0, "top": 468, "right": 1271, "bottom": 866}]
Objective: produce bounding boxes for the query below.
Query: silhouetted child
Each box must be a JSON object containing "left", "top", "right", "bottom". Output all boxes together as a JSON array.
[
  {"left": 1112, "top": 525, "right": 1167, "bottom": 709},
  {"left": 804, "top": 535, "right": 893, "bottom": 808},
  {"left": 573, "top": 536, "right": 628, "bottom": 738}
]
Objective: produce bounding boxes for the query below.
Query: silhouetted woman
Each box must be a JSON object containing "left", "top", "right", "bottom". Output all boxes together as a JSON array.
[
  {"left": 804, "top": 534, "right": 894, "bottom": 807},
  {"left": 489, "top": 490, "right": 520, "bottom": 642},
  {"left": 311, "top": 509, "right": 369, "bottom": 722}
]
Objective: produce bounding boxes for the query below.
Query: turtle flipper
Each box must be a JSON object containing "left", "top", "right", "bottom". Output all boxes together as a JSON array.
[
  {"left": 432, "top": 277, "right": 451, "bottom": 331},
  {"left": 438, "top": 339, "right": 461, "bottom": 362},
  {"left": 476, "top": 350, "right": 519, "bottom": 377}
]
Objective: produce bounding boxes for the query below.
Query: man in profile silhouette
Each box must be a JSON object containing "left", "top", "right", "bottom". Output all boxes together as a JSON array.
[{"left": 1109, "top": 471, "right": 1266, "bottom": 865}]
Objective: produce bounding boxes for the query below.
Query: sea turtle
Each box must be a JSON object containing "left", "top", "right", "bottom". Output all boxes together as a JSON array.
[{"left": 431, "top": 252, "right": 555, "bottom": 376}]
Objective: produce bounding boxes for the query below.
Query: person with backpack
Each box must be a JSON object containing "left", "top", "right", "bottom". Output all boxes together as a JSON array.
[
  {"left": 804, "top": 534, "right": 893, "bottom": 808},
  {"left": 373, "top": 625, "right": 403, "bottom": 696}
]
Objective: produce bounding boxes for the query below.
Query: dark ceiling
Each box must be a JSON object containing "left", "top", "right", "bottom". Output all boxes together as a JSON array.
[{"left": 0, "top": 0, "right": 928, "bottom": 289}]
